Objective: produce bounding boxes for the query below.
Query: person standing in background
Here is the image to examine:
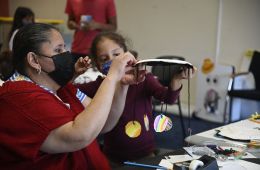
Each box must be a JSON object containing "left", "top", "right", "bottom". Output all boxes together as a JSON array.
[
  {"left": 8, "top": 7, "right": 35, "bottom": 51},
  {"left": 65, "top": 0, "right": 117, "bottom": 60}
]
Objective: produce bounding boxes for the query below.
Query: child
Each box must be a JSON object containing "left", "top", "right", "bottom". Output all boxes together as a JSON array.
[
  {"left": 9, "top": 7, "right": 35, "bottom": 50},
  {"left": 76, "top": 32, "right": 195, "bottom": 165}
]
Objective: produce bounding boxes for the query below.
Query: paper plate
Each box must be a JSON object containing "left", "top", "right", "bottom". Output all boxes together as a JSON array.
[{"left": 135, "top": 59, "right": 193, "bottom": 68}]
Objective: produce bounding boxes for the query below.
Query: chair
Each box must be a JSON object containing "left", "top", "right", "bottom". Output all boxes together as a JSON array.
[
  {"left": 151, "top": 55, "right": 187, "bottom": 140},
  {"left": 225, "top": 50, "right": 260, "bottom": 123}
]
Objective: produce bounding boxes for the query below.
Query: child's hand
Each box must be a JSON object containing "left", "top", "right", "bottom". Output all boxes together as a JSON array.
[
  {"left": 170, "top": 67, "right": 197, "bottom": 90},
  {"left": 75, "top": 56, "right": 92, "bottom": 76},
  {"left": 173, "top": 67, "right": 196, "bottom": 80}
]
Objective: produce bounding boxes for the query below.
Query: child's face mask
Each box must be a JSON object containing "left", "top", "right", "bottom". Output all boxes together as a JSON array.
[{"left": 101, "top": 60, "right": 112, "bottom": 75}]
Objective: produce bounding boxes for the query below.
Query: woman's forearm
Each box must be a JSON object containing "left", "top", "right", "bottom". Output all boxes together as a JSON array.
[
  {"left": 73, "top": 76, "right": 118, "bottom": 142},
  {"left": 101, "top": 83, "right": 129, "bottom": 133},
  {"left": 40, "top": 76, "right": 119, "bottom": 153}
]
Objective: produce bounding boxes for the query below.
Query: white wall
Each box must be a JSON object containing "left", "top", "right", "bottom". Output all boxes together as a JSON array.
[
  {"left": 8, "top": 0, "right": 260, "bottom": 105},
  {"left": 220, "top": 0, "right": 260, "bottom": 67},
  {"left": 115, "top": 0, "right": 219, "bottom": 104},
  {"left": 116, "top": 0, "right": 218, "bottom": 63}
]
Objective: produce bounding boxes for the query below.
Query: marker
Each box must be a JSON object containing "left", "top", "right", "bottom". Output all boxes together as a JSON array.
[{"left": 124, "top": 161, "right": 168, "bottom": 170}]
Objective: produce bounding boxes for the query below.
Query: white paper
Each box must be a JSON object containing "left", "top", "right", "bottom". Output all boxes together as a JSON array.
[
  {"left": 158, "top": 159, "right": 173, "bottom": 170},
  {"left": 167, "top": 155, "right": 193, "bottom": 163},
  {"left": 217, "top": 121, "right": 260, "bottom": 140},
  {"left": 194, "top": 119, "right": 260, "bottom": 142}
]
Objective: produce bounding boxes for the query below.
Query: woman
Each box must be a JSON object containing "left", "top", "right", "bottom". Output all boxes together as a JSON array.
[{"left": 0, "top": 23, "right": 144, "bottom": 169}]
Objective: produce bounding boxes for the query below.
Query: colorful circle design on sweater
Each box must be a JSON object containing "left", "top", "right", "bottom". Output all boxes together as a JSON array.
[
  {"left": 154, "top": 114, "right": 172, "bottom": 132},
  {"left": 144, "top": 114, "right": 149, "bottom": 131},
  {"left": 125, "top": 121, "right": 141, "bottom": 138}
]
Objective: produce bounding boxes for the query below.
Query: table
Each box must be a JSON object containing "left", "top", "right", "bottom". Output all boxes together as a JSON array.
[
  {"left": 115, "top": 148, "right": 260, "bottom": 170},
  {"left": 185, "top": 119, "right": 260, "bottom": 158}
]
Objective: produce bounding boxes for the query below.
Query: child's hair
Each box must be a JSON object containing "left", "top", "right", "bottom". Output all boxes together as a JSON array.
[
  {"left": 129, "top": 50, "right": 138, "bottom": 59},
  {"left": 90, "top": 31, "right": 128, "bottom": 58},
  {"left": 9, "top": 7, "right": 35, "bottom": 40}
]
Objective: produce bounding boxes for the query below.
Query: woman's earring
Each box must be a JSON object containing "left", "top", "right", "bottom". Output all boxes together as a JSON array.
[{"left": 36, "top": 67, "right": 41, "bottom": 74}]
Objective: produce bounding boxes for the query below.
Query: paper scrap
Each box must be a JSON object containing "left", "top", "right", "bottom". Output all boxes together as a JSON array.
[
  {"left": 158, "top": 159, "right": 173, "bottom": 170},
  {"left": 167, "top": 155, "right": 193, "bottom": 164}
]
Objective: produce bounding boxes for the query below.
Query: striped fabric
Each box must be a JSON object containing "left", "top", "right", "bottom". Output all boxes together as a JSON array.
[{"left": 9, "top": 71, "right": 86, "bottom": 103}]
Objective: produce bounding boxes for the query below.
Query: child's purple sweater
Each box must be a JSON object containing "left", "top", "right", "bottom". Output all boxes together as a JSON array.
[{"left": 76, "top": 73, "right": 181, "bottom": 161}]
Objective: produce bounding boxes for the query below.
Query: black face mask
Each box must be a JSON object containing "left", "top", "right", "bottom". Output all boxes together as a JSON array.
[{"left": 39, "top": 51, "right": 75, "bottom": 87}]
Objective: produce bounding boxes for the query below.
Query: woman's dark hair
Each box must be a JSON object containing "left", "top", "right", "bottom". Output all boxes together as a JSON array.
[
  {"left": 0, "top": 23, "right": 58, "bottom": 80},
  {"left": 90, "top": 32, "right": 128, "bottom": 59},
  {"left": 9, "top": 7, "right": 35, "bottom": 40}
]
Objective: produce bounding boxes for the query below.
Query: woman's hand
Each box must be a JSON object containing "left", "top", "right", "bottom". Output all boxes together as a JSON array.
[
  {"left": 121, "top": 65, "right": 146, "bottom": 85},
  {"left": 107, "top": 52, "right": 137, "bottom": 81}
]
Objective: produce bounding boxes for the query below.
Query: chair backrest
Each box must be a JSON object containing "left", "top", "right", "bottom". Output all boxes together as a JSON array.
[
  {"left": 151, "top": 56, "right": 185, "bottom": 86},
  {"left": 249, "top": 51, "right": 260, "bottom": 90}
]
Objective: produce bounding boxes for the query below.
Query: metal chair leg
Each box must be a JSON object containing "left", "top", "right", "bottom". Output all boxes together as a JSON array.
[{"left": 177, "top": 96, "right": 186, "bottom": 142}]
